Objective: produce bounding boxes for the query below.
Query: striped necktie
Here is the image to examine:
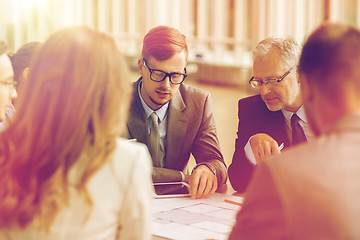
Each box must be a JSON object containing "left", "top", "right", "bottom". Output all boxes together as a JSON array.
[
  {"left": 291, "top": 113, "right": 307, "bottom": 146},
  {"left": 149, "top": 112, "right": 161, "bottom": 167}
]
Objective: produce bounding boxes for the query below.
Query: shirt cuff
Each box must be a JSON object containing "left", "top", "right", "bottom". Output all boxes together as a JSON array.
[
  {"left": 180, "top": 171, "right": 185, "bottom": 182},
  {"left": 192, "top": 162, "right": 217, "bottom": 176},
  {"left": 244, "top": 139, "right": 257, "bottom": 165}
]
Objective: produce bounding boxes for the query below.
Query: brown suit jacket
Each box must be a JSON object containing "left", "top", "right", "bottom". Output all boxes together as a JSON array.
[
  {"left": 126, "top": 79, "right": 227, "bottom": 185},
  {"left": 229, "top": 113, "right": 360, "bottom": 239}
]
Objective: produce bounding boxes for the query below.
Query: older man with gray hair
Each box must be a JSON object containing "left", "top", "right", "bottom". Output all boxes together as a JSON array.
[
  {"left": 229, "top": 22, "right": 360, "bottom": 240},
  {"left": 229, "top": 36, "right": 313, "bottom": 193}
]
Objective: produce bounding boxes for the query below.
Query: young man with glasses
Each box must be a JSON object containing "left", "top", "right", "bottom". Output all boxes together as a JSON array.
[
  {"left": 228, "top": 37, "right": 313, "bottom": 193},
  {"left": 0, "top": 41, "right": 17, "bottom": 129},
  {"left": 126, "top": 26, "right": 227, "bottom": 199}
]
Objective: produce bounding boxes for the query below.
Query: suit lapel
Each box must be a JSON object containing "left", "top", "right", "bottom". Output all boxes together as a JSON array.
[
  {"left": 165, "top": 88, "right": 187, "bottom": 168},
  {"left": 127, "top": 79, "right": 148, "bottom": 145}
]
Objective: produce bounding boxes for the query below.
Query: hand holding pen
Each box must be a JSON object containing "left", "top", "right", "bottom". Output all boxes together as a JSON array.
[
  {"left": 278, "top": 142, "right": 284, "bottom": 151},
  {"left": 249, "top": 133, "right": 284, "bottom": 164}
]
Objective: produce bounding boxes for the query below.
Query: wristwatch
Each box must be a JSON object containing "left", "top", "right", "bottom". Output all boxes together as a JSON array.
[{"left": 192, "top": 163, "right": 217, "bottom": 176}]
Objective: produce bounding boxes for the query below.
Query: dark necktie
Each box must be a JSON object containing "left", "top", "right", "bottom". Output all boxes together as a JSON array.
[
  {"left": 291, "top": 114, "right": 307, "bottom": 146},
  {"left": 149, "top": 112, "right": 162, "bottom": 167}
]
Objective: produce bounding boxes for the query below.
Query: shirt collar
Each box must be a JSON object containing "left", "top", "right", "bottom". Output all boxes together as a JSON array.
[
  {"left": 281, "top": 105, "right": 307, "bottom": 127},
  {"left": 138, "top": 80, "right": 169, "bottom": 122}
]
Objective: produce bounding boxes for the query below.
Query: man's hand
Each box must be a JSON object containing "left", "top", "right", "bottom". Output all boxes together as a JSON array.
[
  {"left": 184, "top": 165, "right": 217, "bottom": 199},
  {"left": 249, "top": 133, "right": 281, "bottom": 164}
]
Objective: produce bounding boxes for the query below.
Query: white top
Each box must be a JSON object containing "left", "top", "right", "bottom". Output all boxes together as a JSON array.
[
  {"left": 1, "top": 138, "right": 154, "bottom": 240},
  {"left": 0, "top": 104, "right": 15, "bottom": 131}
]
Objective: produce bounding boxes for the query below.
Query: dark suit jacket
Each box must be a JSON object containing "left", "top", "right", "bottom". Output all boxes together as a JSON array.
[
  {"left": 229, "top": 114, "right": 360, "bottom": 239},
  {"left": 126, "top": 79, "right": 227, "bottom": 185},
  {"left": 228, "top": 94, "right": 290, "bottom": 193}
]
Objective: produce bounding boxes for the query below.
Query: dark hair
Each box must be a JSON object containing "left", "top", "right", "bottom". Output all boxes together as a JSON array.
[
  {"left": 9, "top": 42, "right": 42, "bottom": 85},
  {"left": 142, "top": 26, "right": 188, "bottom": 61},
  {"left": 0, "top": 40, "right": 8, "bottom": 55},
  {"left": 298, "top": 23, "right": 360, "bottom": 103},
  {"left": 299, "top": 23, "right": 360, "bottom": 99}
]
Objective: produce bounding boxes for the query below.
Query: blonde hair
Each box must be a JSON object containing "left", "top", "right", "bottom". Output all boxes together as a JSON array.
[{"left": 0, "top": 27, "right": 130, "bottom": 231}]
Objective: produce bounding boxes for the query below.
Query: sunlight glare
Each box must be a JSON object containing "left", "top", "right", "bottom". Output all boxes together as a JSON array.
[{"left": 21, "top": 0, "right": 47, "bottom": 8}]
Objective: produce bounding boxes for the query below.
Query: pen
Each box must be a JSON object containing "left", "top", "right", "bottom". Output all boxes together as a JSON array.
[
  {"left": 224, "top": 199, "right": 242, "bottom": 206},
  {"left": 278, "top": 143, "right": 284, "bottom": 151}
]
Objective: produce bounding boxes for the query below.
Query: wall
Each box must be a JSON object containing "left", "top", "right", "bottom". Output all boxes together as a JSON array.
[{"left": 1, "top": 0, "right": 359, "bottom": 85}]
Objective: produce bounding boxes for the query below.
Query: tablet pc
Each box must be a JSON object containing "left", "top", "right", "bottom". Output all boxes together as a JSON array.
[{"left": 153, "top": 182, "right": 191, "bottom": 198}]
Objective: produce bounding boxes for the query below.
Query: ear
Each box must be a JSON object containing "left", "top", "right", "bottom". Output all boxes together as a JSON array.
[
  {"left": 138, "top": 58, "right": 144, "bottom": 75},
  {"left": 23, "top": 67, "right": 30, "bottom": 80}
]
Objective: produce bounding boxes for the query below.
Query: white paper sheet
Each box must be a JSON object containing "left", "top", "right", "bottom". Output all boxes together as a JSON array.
[{"left": 152, "top": 193, "right": 244, "bottom": 240}]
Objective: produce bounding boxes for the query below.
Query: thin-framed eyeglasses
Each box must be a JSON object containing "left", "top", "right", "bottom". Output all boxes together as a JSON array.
[
  {"left": 143, "top": 58, "right": 187, "bottom": 85},
  {"left": 0, "top": 80, "right": 17, "bottom": 90},
  {"left": 249, "top": 66, "right": 296, "bottom": 89}
]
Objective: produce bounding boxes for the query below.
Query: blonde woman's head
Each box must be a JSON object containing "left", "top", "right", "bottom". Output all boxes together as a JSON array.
[{"left": 0, "top": 26, "right": 131, "bottom": 230}]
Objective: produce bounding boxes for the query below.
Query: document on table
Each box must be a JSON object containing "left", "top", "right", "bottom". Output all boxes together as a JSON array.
[{"left": 152, "top": 193, "right": 244, "bottom": 240}]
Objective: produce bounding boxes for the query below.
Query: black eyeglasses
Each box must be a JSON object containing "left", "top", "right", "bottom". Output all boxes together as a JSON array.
[
  {"left": 249, "top": 66, "right": 296, "bottom": 89},
  {"left": 143, "top": 58, "right": 187, "bottom": 85}
]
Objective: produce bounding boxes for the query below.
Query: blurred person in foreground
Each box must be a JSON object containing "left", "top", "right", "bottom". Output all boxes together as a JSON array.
[
  {"left": 126, "top": 26, "right": 227, "bottom": 199},
  {"left": 229, "top": 22, "right": 360, "bottom": 239},
  {"left": 0, "top": 27, "right": 153, "bottom": 240},
  {"left": 0, "top": 41, "right": 17, "bottom": 129},
  {"left": 228, "top": 37, "right": 313, "bottom": 193}
]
